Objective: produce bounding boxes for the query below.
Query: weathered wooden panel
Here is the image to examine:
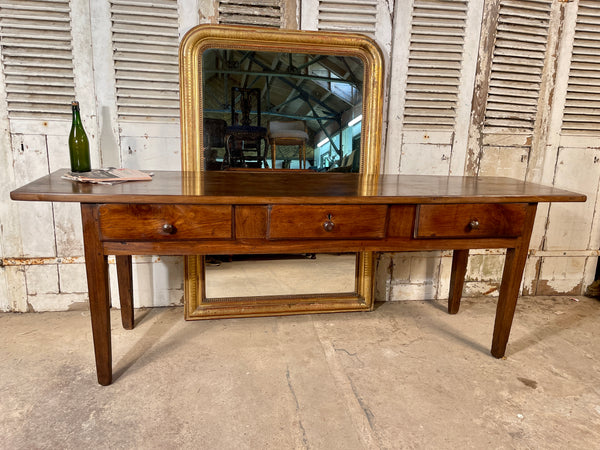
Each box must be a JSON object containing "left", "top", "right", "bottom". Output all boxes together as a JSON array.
[
  {"left": 0, "top": 124, "right": 21, "bottom": 258},
  {"left": 399, "top": 143, "right": 451, "bottom": 175},
  {"left": 27, "top": 293, "right": 89, "bottom": 312},
  {"left": 482, "top": 133, "right": 532, "bottom": 147},
  {"left": 24, "top": 265, "right": 59, "bottom": 295},
  {"left": 521, "top": 255, "right": 541, "bottom": 296},
  {"left": 388, "top": 253, "right": 443, "bottom": 301},
  {"left": 58, "top": 263, "right": 89, "bottom": 294},
  {"left": 46, "top": 134, "right": 71, "bottom": 173},
  {"left": 0, "top": 269, "right": 7, "bottom": 311},
  {"left": 11, "top": 134, "right": 55, "bottom": 257},
  {"left": 478, "top": 146, "right": 529, "bottom": 179},
  {"left": 545, "top": 147, "right": 600, "bottom": 251},
  {"left": 0, "top": 266, "right": 27, "bottom": 312},
  {"left": 128, "top": 257, "right": 184, "bottom": 308},
  {"left": 374, "top": 253, "right": 393, "bottom": 301},
  {"left": 466, "top": 253, "right": 505, "bottom": 282},
  {"left": 120, "top": 136, "right": 182, "bottom": 170},
  {"left": 537, "top": 256, "right": 586, "bottom": 296},
  {"left": 461, "top": 253, "right": 505, "bottom": 297},
  {"left": 219, "top": 0, "right": 283, "bottom": 28},
  {"left": 403, "top": 130, "right": 454, "bottom": 145},
  {"left": 53, "top": 203, "right": 84, "bottom": 257},
  {"left": 529, "top": 203, "right": 550, "bottom": 254}
]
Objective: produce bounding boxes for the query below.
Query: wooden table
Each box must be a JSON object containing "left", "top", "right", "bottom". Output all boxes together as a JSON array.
[{"left": 10, "top": 170, "right": 586, "bottom": 385}]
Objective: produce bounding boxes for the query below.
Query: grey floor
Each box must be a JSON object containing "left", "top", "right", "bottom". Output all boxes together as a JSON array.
[{"left": 2, "top": 296, "right": 600, "bottom": 449}]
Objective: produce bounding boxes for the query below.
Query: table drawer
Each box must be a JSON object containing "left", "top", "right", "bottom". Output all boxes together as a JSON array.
[
  {"left": 268, "top": 205, "right": 387, "bottom": 240},
  {"left": 99, "top": 204, "right": 233, "bottom": 240},
  {"left": 415, "top": 203, "right": 527, "bottom": 239}
]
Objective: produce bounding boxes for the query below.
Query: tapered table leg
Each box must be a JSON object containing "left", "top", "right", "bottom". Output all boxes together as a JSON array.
[
  {"left": 81, "top": 204, "right": 112, "bottom": 386},
  {"left": 116, "top": 255, "right": 134, "bottom": 330},
  {"left": 448, "top": 249, "right": 469, "bottom": 314},
  {"left": 491, "top": 204, "right": 537, "bottom": 358}
]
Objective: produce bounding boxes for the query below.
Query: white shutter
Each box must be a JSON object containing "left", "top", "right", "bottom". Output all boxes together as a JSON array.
[
  {"left": 110, "top": 0, "right": 180, "bottom": 121},
  {"left": 218, "top": 0, "right": 283, "bottom": 28},
  {"left": 403, "top": 0, "right": 469, "bottom": 130},
  {"left": 483, "top": 0, "right": 552, "bottom": 134},
  {"left": 0, "top": 0, "right": 74, "bottom": 119},
  {"left": 317, "top": 0, "right": 377, "bottom": 35},
  {"left": 561, "top": 1, "right": 600, "bottom": 135}
]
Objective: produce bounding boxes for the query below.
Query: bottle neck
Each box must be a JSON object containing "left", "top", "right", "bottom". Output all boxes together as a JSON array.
[{"left": 72, "top": 104, "right": 82, "bottom": 126}]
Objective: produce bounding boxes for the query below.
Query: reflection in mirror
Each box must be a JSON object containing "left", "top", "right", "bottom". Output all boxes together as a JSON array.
[
  {"left": 205, "top": 253, "right": 357, "bottom": 299},
  {"left": 201, "top": 49, "right": 364, "bottom": 172}
]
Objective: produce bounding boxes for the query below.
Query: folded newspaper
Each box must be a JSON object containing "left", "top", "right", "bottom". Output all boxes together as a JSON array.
[{"left": 62, "top": 168, "right": 153, "bottom": 184}]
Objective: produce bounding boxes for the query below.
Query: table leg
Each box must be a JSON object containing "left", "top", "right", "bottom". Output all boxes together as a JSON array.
[
  {"left": 271, "top": 141, "right": 276, "bottom": 169},
  {"left": 491, "top": 203, "right": 537, "bottom": 358},
  {"left": 448, "top": 249, "right": 469, "bottom": 314},
  {"left": 116, "top": 255, "right": 134, "bottom": 330},
  {"left": 81, "top": 204, "right": 112, "bottom": 386}
]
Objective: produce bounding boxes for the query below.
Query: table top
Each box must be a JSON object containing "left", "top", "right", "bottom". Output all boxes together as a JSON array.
[{"left": 10, "top": 169, "right": 586, "bottom": 205}]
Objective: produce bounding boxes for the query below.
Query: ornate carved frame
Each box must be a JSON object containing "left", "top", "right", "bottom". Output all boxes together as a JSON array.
[{"left": 179, "top": 24, "right": 384, "bottom": 319}]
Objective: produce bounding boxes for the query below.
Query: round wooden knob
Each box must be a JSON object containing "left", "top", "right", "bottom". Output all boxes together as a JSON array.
[
  {"left": 468, "top": 219, "right": 480, "bottom": 230},
  {"left": 162, "top": 223, "right": 177, "bottom": 235},
  {"left": 323, "top": 219, "right": 335, "bottom": 232}
]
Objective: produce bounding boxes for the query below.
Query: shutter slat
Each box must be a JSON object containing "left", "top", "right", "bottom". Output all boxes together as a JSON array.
[
  {"left": 110, "top": 0, "right": 179, "bottom": 121},
  {"left": 483, "top": 0, "right": 551, "bottom": 134},
  {"left": 318, "top": 0, "right": 377, "bottom": 36},
  {"left": 218, "top": 0, "right": 283, "bottom": 28},
  {"left": 562, "top": 1, "right": 600, "bottom": 136},
  {"left": 0, "top": 0, "right": 74, "bottom": 119},
  {"left": 403, "top": 0, "right": 468, "bottom": 130}
]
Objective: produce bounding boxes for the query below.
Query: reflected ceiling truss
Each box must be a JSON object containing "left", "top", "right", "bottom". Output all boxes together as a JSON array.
[{"left": 203, "top": 49, "right": 363, "bottom": 156}]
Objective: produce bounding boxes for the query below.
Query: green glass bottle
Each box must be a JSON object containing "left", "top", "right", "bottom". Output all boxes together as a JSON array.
[{"left": 69, "top": 101, "right": 91, "bottom": 172}]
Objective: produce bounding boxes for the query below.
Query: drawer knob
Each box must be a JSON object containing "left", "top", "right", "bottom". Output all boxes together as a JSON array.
[
  {"left": 162, "top": 223, "right": 177, "bottom": 235},
  {"left": 468, "top": 219, "right": 480, "bottom": 230},
  {"left": 323, "top": 214, "right": 335, "bottom": 232}
]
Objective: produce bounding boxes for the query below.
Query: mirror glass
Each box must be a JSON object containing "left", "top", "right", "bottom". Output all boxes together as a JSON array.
[
  {"left": 201, "top": 48, "right": 364, "bottom": 299},
  {"left": 201, "top": 48, "right": 364, "bottom": 172}
]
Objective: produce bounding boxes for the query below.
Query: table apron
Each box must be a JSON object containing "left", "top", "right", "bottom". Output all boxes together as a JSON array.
[{"left": 102, "top": 236, "right": 523, "bottom": 256}]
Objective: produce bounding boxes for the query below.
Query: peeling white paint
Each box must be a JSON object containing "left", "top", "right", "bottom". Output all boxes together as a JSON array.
[
  {"left": 399, "top": 144, "right": 451, "bottom": 176},
  {"left": 24, "top": 265, "right": 59, "bottom": 295},
  {"left": 58, "top": 263, "right": 88, "bottom": 294},
  {"left": 478, "top": 146, "right": 529, "bottom": 179},
  {"left": 463, "top": 281, "right": 499, "bottom": 298}
]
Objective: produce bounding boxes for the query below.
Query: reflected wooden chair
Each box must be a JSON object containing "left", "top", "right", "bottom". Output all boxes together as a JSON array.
[
  {"left": 268, "top": 120, "right": 309, "bottom": 169},
  {"left": 225, "top": 87, "right": 268, "bottom": 168}
]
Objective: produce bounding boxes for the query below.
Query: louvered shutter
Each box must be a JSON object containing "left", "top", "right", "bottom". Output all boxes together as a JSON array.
[
  {"left": 317, "top": 0, "right": 377, "bottom": 35},
  {"left": 562, "top": 1, "right": 600, "bottom": 135},
  {"left": 403, "top": 0, "right": 468, "bottom": 130},
  {"left": 110, "top": 0, "right": 180, "bottom": 121},
  {"left": 0, "top": 0, "right": 74, "bottom": 119},
  {"left": 218, "top": 0, "right": 283, "bottom": 28},
  {"left": 483, "top": 0, "right": 552, "bottom": 134}
]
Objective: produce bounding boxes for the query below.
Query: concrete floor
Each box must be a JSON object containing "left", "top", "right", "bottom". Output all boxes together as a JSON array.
[{"left": 1, "top": 296, "right": 600, "bottom": 449}]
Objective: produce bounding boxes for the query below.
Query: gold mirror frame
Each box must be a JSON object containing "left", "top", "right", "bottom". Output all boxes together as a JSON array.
[{"left": 179, "top": 24, "right": 384, "bottom": 319}]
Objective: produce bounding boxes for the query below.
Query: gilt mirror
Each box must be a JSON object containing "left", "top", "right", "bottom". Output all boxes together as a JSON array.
[{"left": 179, "top": 24, "right": 384, "bottom": 318}]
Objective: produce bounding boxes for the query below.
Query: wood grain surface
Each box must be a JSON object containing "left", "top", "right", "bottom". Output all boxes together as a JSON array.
[{"left": 10, "top": 170, "right": 587, "bottom": 205}]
